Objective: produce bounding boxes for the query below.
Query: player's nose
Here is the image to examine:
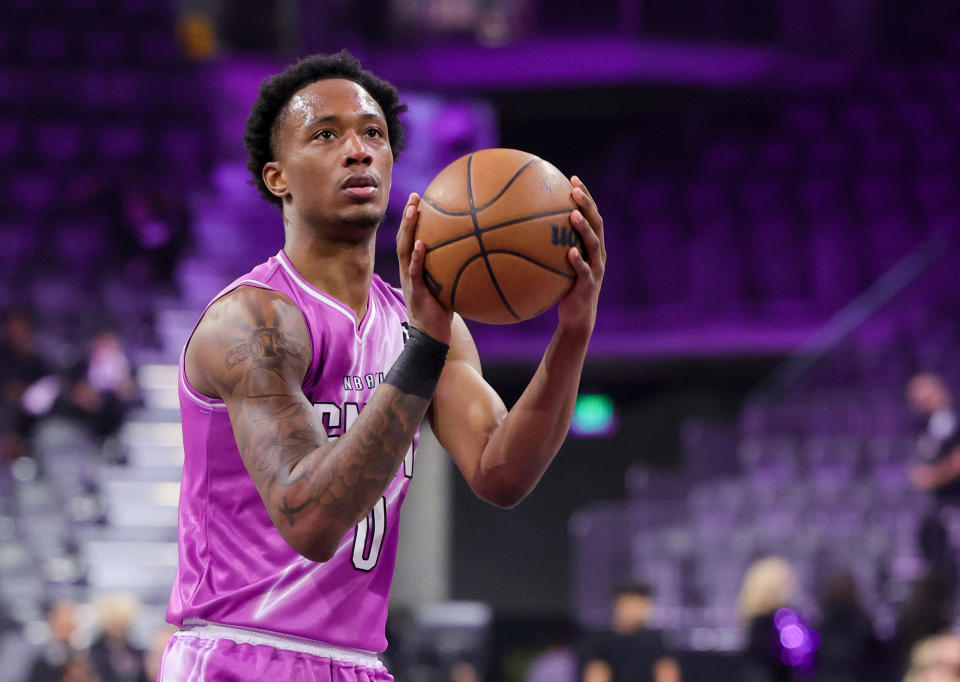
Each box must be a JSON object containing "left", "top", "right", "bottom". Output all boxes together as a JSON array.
[{"left": 342, "top": 130, "right": 373, "bottom": 167}]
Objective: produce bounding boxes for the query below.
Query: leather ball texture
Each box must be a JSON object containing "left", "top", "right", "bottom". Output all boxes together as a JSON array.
[{"left": 415, "top": 148, "right": 580, "bottom": 325}]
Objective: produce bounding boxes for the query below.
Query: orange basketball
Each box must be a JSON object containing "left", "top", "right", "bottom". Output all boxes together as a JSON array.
[{"left": 415, "top": 148, "right": 580, "bottom": 325}]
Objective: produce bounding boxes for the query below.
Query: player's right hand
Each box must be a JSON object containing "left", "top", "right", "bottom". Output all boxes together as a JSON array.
[{"left": 397, "top": 192, "right": 453, "bottom": 345}]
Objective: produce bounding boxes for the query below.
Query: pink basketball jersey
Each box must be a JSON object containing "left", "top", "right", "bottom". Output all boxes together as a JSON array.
[{"left": 167, "top": 249, "right": 416, "bottom": 653}]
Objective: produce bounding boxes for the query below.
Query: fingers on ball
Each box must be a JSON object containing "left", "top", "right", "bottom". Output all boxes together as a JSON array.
[{"left": 569, "top": 247, "right": 591, "bottom": 277}]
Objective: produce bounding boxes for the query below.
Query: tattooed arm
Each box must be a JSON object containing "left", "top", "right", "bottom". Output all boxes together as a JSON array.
[{"left": 184, "top": 285, "right": 435, "bottom": 562}]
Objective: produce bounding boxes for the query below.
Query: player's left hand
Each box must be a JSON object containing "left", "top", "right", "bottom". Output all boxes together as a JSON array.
[{"left": 557, "top": 176, "right": 605, "bottom": 334}]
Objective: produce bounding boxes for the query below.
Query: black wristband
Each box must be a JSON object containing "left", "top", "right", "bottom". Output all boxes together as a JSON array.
[{"left": 383, "top": 327, "right": 449, "bottom": 400}]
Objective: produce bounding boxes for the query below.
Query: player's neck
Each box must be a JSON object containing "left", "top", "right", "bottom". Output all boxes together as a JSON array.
[{"left": 283, "top": 230, "right": 376, "bottom": 323}]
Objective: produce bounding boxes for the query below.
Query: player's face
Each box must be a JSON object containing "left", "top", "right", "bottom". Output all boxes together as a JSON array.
[{"left": 273, "top": 78, "right": 393, "bottom": 232}]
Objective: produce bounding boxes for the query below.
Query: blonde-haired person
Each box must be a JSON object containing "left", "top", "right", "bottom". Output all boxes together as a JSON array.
[
  {"left": 904, "top": 633, "right": 960, "bottom": 682},
  {"left": 89, "top": 592, "right": 146, "bottom": 682},
  {"left": 739, "top": 557, "right": 805, "bottom": 682}
]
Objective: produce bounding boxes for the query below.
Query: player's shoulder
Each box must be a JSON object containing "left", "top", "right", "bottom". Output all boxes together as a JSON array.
[
  {"left": 186, "top": 284, "right": 311, "bottom": 395},
  {"left": 205, "top": 284, "right": 301, "bottom": 326},
  {"left": 191, "top": 285, "right": 308, "bottom": 359}
]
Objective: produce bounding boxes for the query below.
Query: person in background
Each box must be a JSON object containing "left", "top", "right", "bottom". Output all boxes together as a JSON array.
[
  {"left": 525, "top": 622, "right": 577, "bottom": 682},
  {"left": 447, "top": 660, "right": 483, "bottom": 682},
  {"left": 895, "top": 572, "right": 956, "bottom": 680},
  {"left": 50, "top": 329, "right": 138, "bottom": 443},
  {"left": 62, "top": 657, "right": 102, "bottom": 682},
  {"left": 906, "top": 372, "right": 960, "bottom": 598},
  {"left": 88, "top": 593, "right": 146, "bottom": 682},
  {"left": 27, "top": 600, "right": 80, "bottom": 682},
  {"left": 0, "top": 308, "right": 50, "bottom": 461},
  {"left": 580, "top": 582, "right": 681, "bottom": 682},
  {"left": 739, "top": 557, "right": 806, "bottom": 682},
  {"left": 903, "top": 633, "right": 960, "bottom": 682},
  {"left": 0, "top": 598, "right": 31, "bottom": 682},
  {"left": 813, "top": 570, "right": 880, "bottom": 682}
]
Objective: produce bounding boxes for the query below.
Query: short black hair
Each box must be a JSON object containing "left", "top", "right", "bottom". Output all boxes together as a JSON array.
[
  {"left": 243, "top": 50, "right": 407, "bottom": 208},
  {"left": 615, "top": 582, "right": 654, "bottom": 599}
]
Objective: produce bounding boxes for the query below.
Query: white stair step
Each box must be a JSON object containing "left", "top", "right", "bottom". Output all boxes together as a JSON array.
[
  {"left": 121, "top": 422, "right": 185, "bottom": 468},
  {"left": 83, "top": 541, "right": 178, "bottom": 592},
  {"left": 86, "top": 563, "right": 177, "bottom": 593},
  {"left": 127, "top": 407, "right": 181, "bottom": 424},
  {"left": 83, "top": 541, "right": 177, "bottom": 565},
  {"left": 122, "top": 422, "right": 182, "bottom": 447},
  {"left": 125, "top": 445, "right": 184, "bottom": 469},
  {"left": 102, "top": 480, "right": 180, "bottom": 506},
  {"left": 106, "top": 503, "right": 179, "bottom": 529},
  {"left": 138, "top": 364, "right": 180, "bottom": 410},
  {"left": 98, "top": 464, "right": 182, "bottom": 484},
  {"left": 77, "top": 525, "right": 177, "bottom": 544}
]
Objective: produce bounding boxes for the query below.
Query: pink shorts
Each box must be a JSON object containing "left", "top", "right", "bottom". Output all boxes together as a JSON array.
[{"left": 159, "top": 621, "right": 393, "bottom": 682}]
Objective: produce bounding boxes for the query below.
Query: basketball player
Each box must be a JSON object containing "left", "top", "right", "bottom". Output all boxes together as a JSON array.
[{"left": 159, "top": 50, "right": 605, "bottom": 681}]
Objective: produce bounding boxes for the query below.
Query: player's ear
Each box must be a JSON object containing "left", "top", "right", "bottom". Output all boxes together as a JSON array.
[{"left": 263, "top": 161, "right": 288, "bottom": 199}]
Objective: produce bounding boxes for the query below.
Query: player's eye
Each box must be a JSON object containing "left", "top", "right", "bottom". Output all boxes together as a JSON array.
[
  {"left": 313, "top": 129, "right": 334, "bottom": 140},
  {"left": 365, "top": 127, "right": 384, "bottom": 138}
]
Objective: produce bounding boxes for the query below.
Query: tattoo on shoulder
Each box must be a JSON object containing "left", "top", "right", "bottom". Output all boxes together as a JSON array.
[{"left": 225, "top": 326, "right": 304, "bottom": 369}]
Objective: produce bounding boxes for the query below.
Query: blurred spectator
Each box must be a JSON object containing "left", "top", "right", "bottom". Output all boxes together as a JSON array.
[
  {"left": 895, "top": 573, "right": 955, "bottom": 679},
  {"left": 117, "top": 173, "right": 190, "bottom": 292},
  {"left": 142, "top": 625, "right": 176, "bottom": 682},
  {"left": 62, "top": 656, "right": 102, "bottom": 682},
  {"left": 906, "top": 372, "right": 960, "bottom": 597},
  {"left": 904, "top": 634, "right": 960, "bottom": 682},
  {"left": 524, "top": 622, "right": 577, "bottom": 682},
  {"left": 739, "top": 557, "right": 812, "bottom": 682},
  {"left": 448, "top": 659, "right": 482, "bottom": 682},
  {"left": 0, "top": 600, "right": 29, "bottom": 682},
  {"left": 89, "top": 593, "right": 146, "bottom": 682},
  {"left": 48, "top": 328, "right": 137, "bottom": 443},
  {"left": 32, "top": 329, "right": 137, "bottom": 502},
  {"left": 579, "top": 582, "right": 681, "bottom": 682},
  {"left": 27, "top": 599, "right": 80, "bottom": 682},
  {"left": 0, "top": 308, "right": 51, "bottom": 460},
  {"left": 813, "top": 571, "right": 880, "bottom": 682}
]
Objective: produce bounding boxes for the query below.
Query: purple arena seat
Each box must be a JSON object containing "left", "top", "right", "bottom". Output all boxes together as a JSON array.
[
  {"left": 96, "top": 123, "right": 146, "bottom": 161},
  {"left": 33, "top": 122, "right": 85, "bottom": 167}
]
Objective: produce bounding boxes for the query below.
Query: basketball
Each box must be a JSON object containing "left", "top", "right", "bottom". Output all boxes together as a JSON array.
[{"left": 415, "top": 148, "right": 581, "bottom": 325}]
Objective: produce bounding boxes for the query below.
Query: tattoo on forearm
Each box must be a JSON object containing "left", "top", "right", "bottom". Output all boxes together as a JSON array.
[
  {"left": 225, "top": 327, "right": 304, "bottom": 369},
  {"left": 254, "top": 388, "right": 423, "bottom": 529},
  {"left": 225, "top": 312, "right": 427, "bottom": 533}
]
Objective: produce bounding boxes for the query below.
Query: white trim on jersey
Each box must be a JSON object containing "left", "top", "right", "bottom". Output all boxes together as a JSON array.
[
  {"left": 276, "top": 251, "right": 357, "bottom": 323},
  {"left": 179, "top": 619, "right": 385, "bottom": 669},
  {"left": 179, "top": 370, "right": 226, "bottom": 410},
  {"left": 359, "top": 288, "right": 377, "bottom": 343}
]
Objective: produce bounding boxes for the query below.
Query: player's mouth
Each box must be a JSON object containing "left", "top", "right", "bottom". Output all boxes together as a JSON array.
[{"left": 341, "top": 173, "right": 379, "bottom": 200}]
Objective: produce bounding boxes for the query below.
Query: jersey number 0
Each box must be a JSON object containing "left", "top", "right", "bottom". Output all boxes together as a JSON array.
[{"left": 352, "top": 496, "right": 386, "bottom": 571}]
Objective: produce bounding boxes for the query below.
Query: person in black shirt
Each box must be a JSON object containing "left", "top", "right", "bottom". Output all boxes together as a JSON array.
[
  {"left": 906, "top": 372, "right": 960, "bottom": 599},
  {"left": 580, "top": 583, "right": 680, "bottom": 682},
  {"left": 27, "top": 600, "right": 85, "bottom": 682},
  {"left": 813, "top": 571, "right": 880, "bottom": 682},
  {"left": 0, "top": 308, "right": 51, "bottom": 461},
  {"left": 88, "top": 593, "right": 147, "bottom": 682},
  {"left": 907, "top": 373, "right": 960, "bottom": 502}
]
